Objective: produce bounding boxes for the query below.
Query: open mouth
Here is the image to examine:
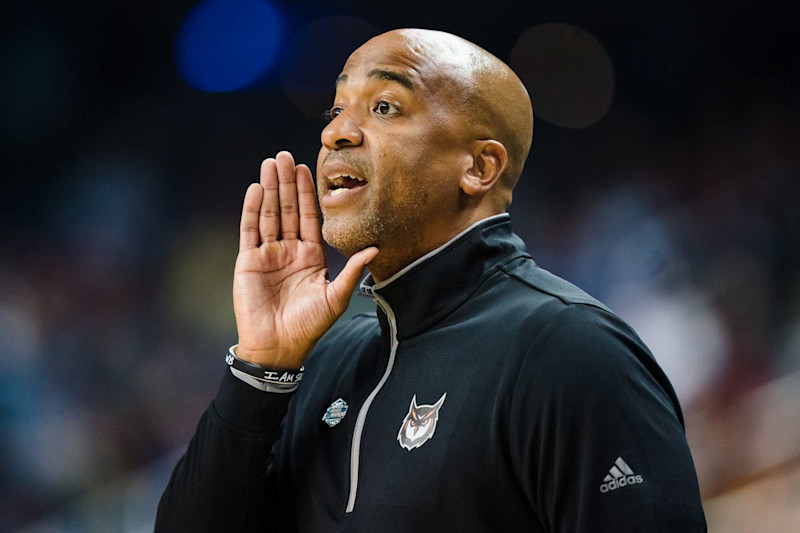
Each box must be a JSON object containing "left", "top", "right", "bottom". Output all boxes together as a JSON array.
[{"left": 328, "top": 174, "right": 367, "bottom": 197}]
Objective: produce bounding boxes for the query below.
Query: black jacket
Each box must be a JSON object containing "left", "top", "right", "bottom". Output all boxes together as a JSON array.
[{"left": 157, "top": 215, "right": 707, "bottom": 532}]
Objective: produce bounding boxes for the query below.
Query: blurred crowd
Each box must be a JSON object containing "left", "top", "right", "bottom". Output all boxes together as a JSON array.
[{"left": 1, "top": 0, "right": 798, "bottom": 531}]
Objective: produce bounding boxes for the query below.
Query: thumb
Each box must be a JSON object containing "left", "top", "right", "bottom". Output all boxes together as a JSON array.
[{"left": 327, "top": 246, "right": 379, "bottom": 315}]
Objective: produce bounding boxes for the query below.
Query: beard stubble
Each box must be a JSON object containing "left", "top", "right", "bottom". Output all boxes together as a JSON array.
[{"left": 321, "top": 180, "right": 428, "bottom": 261}]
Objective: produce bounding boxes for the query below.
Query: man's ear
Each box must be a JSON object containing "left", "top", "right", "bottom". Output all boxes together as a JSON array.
[{"left": 460, "top": 140, "right": 508, "bottom": 196}]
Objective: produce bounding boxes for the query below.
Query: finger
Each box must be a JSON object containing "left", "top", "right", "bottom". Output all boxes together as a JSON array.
[
  {"left": 296, "top": 164, "right": 322, "bottom": 243},
  {"left": 276, "top": 151, "right": 299, "bottom": 240},
  {"left": 259, "top": 158, "right": 280, "bottom": 243},
  {"left": 327, "top": 247, "right": 380, "bottom": 315},
  {"left": 239, "top": 183, "right": 263, "bottom": 251}
]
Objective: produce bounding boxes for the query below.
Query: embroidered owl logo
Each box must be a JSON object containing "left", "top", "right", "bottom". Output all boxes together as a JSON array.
[{"left": 397, "top": 393, "right": 447, "bottom": 451}]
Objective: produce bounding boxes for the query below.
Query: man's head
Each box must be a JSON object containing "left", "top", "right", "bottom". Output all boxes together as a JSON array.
[{"left": 316, "top": 29, "right": 533, "bottom": 278}]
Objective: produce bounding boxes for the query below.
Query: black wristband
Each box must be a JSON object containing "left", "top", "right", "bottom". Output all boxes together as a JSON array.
[{"left": 225, "top": 346, "right": 305, "bottom": 384}]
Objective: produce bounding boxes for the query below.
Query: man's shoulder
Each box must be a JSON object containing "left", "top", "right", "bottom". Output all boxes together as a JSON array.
[
  {"left": 497, "top": 256, "right": 610, "bottom": 313},
  {"left": 494, "top": 263, "right": 683, "bottom": 420},
  {"left": 487, "top": 258, "right": 659, "bottom": 382},
  {"left": 470, "top": 256, "right": 618, "bottom": 339}
]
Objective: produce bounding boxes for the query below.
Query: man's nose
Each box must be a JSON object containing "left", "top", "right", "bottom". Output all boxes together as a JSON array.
[{"left": 321, "top": 110, "right": 363, "bottom": 150}]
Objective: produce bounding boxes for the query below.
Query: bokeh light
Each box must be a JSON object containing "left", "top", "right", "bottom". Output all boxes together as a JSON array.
[
  {"left": 280, "top": 16, "right": 378, "bottom": 118},
  {"left": 510, "top": 23, "right": 615, "bottom": 129},
  {"left": 175, "top": 0, "right": 283, "bottom": 92}
]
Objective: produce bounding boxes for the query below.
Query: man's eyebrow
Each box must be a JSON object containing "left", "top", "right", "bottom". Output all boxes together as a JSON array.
[
  {"left": 334, "top": 70, "right": 415, "bottom": 91},
  {"left": 367, "top": 69, "right": 414, "bottom": 90}
]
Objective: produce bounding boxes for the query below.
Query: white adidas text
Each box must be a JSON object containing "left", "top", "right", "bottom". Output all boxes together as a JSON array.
[
  {"left": 599, "top": 456, "right": 644, "bottom": 493},
  {"left": 599, "top": 474, "right": 644, "bottom": 493}
]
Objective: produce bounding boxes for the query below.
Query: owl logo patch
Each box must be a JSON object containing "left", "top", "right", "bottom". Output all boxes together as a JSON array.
[{"left": 397, "top": 393, "right": 447, "bottom": 451}]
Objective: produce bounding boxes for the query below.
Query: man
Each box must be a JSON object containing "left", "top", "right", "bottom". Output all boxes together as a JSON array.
[{"left": 157, "top": 29, "right": 706, "bottom": 531}]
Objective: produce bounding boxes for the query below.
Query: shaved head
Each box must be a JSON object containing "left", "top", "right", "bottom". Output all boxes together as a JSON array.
[{"left": 368, "top": 29, "right": 534, "bottom": 205}]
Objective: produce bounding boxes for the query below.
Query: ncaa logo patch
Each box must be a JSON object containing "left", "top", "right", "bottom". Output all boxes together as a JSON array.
[
  {"left": 397, "top": 393, "right": 447, "bottom": 451},
  {"left": 322, "top": 398, "right": 348, "bottom": 428}
]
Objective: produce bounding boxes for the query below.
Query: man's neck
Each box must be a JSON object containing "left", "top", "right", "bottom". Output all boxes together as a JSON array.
[{"left": 367, "top": 212, "right": 507, "bottom": 284}]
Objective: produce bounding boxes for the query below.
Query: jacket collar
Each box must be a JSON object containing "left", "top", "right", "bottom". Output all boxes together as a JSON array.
[{"left": 359, "top": 214, "right": 530, "bottom": 339}]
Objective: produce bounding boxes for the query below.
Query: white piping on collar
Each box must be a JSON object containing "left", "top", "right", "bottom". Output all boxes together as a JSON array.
[{"left": 360, "top": 213, "right": 510, "bottom": 292}]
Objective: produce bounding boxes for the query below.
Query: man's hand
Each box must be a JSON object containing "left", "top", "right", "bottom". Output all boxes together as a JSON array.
[{"left": 233, "top": 151, "right": 378, "bottom": 370}]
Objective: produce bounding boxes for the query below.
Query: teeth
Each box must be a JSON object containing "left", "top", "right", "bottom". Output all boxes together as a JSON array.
[
  {"left": 330, "top": 188, "right": 345, "bottom": 197},
  {"left": 329, "top": 174, "right": 365, "bottom": 186}
]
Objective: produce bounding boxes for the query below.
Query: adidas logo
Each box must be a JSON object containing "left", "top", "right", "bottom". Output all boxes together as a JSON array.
[{"left": 599, "top": 456, "right": 644, "bottom": 493}]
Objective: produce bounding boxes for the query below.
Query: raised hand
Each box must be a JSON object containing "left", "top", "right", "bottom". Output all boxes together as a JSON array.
[{"left": 233, "top": 151, "right": 378, "bottom": 370}]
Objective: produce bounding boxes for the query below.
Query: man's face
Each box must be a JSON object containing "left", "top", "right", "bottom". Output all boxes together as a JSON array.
[{"left": 316, "top": 33, "right": 468, "bottom": 258}]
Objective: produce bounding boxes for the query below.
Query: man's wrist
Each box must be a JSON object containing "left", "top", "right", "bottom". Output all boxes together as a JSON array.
[
  {"left": 235, "top": 344, "right": 304, "bottom": 370},
  {"left": 226, "top": 345, "right": 305, "bottom": 385},
  {"left": 229, "top": 367, "right": 298, "bottom": 393}
]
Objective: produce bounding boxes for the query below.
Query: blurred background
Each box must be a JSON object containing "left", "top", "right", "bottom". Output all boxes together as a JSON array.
[{"left": 1, "top": 0, "right": 798, "bottom": 531}]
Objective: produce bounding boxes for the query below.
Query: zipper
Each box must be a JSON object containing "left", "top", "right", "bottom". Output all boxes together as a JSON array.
[{"left": 345, "top": 292, "right": 398, "bottom": 513}]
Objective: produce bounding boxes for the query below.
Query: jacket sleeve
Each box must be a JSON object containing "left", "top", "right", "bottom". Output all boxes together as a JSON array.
[
  {"left": 155, "top": 368, "right": 296, "bottom": 532},
  {"left": 509, "top": 303, "right": 707, "bottom": 533}
]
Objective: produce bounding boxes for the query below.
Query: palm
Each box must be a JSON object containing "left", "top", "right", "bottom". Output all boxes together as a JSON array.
[
  {"left": 234, "top": 240, "right": 332, "bottom": 362},
  {"left": 232, "top": 153, "right": 377, "bottom": 370}
]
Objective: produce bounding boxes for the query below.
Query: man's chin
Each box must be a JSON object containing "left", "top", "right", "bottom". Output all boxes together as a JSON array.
[{"left": 321, "top": 218, "right": 376, "bottom": 258}]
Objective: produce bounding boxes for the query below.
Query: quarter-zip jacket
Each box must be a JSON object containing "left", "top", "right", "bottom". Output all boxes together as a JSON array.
[{"left": 157, "top": 215, "right": 707, "bottom": 532}]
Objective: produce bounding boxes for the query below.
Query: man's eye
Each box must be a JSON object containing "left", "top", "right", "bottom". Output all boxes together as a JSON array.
[
  {"left": 374, "top": 101, "right": 397, "bottom": 115},
  {"left": 323, "top": 107, "right": 342, "bottom": 122}
]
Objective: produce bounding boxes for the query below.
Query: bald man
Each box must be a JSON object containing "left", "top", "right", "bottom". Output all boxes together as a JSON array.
[{"left": 157, "top": 29, "right": 706, "bottom": 532}]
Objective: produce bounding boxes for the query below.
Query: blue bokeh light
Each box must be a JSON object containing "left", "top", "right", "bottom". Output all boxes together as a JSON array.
[{"left": 176, "top": 0, "right": 283, "bottom": 92}]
